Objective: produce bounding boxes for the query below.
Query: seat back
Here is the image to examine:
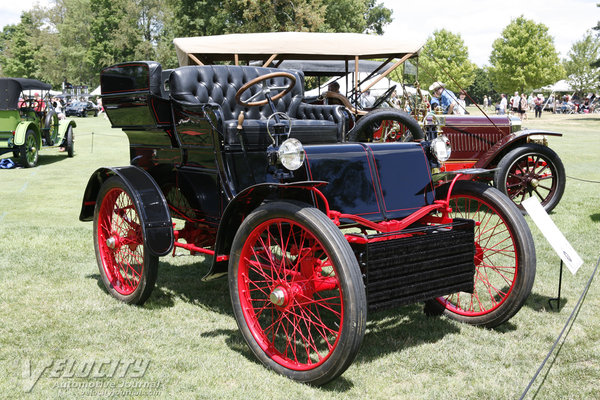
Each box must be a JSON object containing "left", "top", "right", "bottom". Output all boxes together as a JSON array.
[{"left": 169, "top": 65, "right": 304, "bottom": 121}]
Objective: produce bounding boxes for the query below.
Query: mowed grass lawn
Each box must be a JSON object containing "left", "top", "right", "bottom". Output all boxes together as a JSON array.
[{"left": 0, "top": 111, "right": 599, "bottom": 399}]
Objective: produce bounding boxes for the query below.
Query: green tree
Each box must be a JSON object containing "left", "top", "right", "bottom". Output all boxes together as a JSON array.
[
  {"left": 0, "top": 13, "right": 41, "bottom": 79},
  {"left": 465, "top": 67, "right": 497, "bottom": 104},
  {"left": 489, "top": 16, "right": 564, "bottom": 93},
  {"left": 565, "top": 30, "right": 600, "bottom": 93},
  {"left": 167, "top": 0, "right": 392, "bottom": 37},
  {"left": 222, "top": 0, "right": 325, "bottom": 33},
  {"left": 418, "top": 29, "right": 477, "bottom": 94}
]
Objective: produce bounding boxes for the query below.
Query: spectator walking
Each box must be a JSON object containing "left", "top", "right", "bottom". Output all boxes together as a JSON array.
[
  {"left": 510, "top": 91, "right": 520, "bottom": 115},
  {"left": 519, "top": 93, "right": 528, "bottom": 120},
  {"left": 498, "top": 94, "right": 507, "bottom": 115},
  {"left": 534, "top": 94, "right": 543, "bottom": 118},
  {"left": 483, "top": 95, "right": 489, "bottom": 110}
]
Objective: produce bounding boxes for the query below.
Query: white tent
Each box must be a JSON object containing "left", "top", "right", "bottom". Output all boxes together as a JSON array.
[
  {"left": 90, "top": 86, "right": 101, "bottom": 96},
  {"left": 540, "top": 79, "right": 572, "bottom": 92}
]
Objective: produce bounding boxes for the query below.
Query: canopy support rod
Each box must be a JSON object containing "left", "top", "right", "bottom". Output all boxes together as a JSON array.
[
  {"left": 188, "top": 54, "right": 204, "bottom": 66},
  {"left": 262, "top": 54, "right": 279, "bottom": 68},
  {"left": 361, "top": 53, "right": 413, "bottom": 93}
]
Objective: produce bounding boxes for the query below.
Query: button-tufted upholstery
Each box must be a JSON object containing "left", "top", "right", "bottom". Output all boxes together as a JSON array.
[{"left": 169, "top": 65, "right": 347, "bottom": 146}]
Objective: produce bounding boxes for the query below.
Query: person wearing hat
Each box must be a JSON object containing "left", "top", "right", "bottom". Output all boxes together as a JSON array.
[
  {"left": 429, "top": 81, "right": 456, "bottom": 114},
  {"left": 534, "top": 93, "right": 544, "bottom": 118}
]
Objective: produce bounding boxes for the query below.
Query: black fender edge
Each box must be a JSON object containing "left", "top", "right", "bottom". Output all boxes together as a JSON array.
[{"left": 79, "top": 166, "right": 174, "bottom": 256}]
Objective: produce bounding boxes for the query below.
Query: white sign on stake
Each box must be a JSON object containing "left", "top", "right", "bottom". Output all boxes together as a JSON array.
[{"left": 522, "top": 197, "right": 583, "bottom": 274}]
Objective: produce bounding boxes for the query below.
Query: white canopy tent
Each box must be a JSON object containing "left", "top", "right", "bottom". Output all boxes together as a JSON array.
[
  {"left": 90, "top": 86, "right": 101, "bottom": 96},
  {"left": 540, "top": 79, "right": 573, "bottom": 92}
]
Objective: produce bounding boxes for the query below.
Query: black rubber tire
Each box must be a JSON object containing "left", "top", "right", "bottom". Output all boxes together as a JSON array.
[
  {"left": 424, "top": 180, "right": 536, "bottom": 328},
  {"left": 19, "top": 129, "right": 39, "bottom": 168},
  {"left": 82, "top": 111, "right": 87, "bottom": 117},
  {"left": 65, "top": 126, "right": 74, "bottom": 157},
  {"left": 347, "top": 108, "right": 425, "bottom": 142},
  {"left": 229, "top": 201, "right": 367, "bottom": 385},
  {"left": 93, "top": 176, "right": 158, "bottom": 305},
  {"left": 494, "top": 143, "right": 565, "bottom": 214},
  {"left": 43, "top": 111, "right": 58, "bottom": 145}
]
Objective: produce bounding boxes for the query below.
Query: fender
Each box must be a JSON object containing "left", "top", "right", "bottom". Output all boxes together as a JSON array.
[
  {"left": 58, "top": 118, "right": 77, "bottom": 140},
  {"left": 79, "top": 165, "right": 174, "bottom": 256},
  {"left": 473, "top": 129, "right": 562, "bottom": 169},
  {"left": 203, "top": 181, "right": 327, "bottom": 281},
  {"left": 13, "top": 121, "right": 40, "bottom": 147}
]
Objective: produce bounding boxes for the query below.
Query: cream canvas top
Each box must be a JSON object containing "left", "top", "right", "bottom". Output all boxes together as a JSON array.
[{"left": 173, "top": 32, "right": 423, "bottom": 67}]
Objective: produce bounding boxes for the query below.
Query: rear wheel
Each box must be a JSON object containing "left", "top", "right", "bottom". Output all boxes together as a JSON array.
[
  {"left": 495, "top": 143, "right": 565, "bottom": 214},
  {"left": 19, "top": 129, "right": 39, "bottom": 168},
  {"left": 425, "top": 181, "right": 536, "bottom": 328},
  {"left": 229, "top": 201, "right": 366, "bottom": 385},
  {"left": 93, "top": 176, "right": 158, "bottom": 305}
]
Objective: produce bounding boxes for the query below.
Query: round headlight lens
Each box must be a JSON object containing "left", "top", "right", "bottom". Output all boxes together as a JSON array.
[
  {"left": 431, "top": 135, "right": 451, "bottom": 162},
  {"left": 278, "top": 138, "right": 305, "bottom": 171}
]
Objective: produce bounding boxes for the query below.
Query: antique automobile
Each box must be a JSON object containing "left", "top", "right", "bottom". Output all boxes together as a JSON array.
[
  {"left": 174, "top": 32, "right": 565, "bottom": 214},
  {"left": 0, "top": 78, "right": 76, "bottom": 167},
  {"left": 80, "top": 44, "right": 536, "bottom": 384}
]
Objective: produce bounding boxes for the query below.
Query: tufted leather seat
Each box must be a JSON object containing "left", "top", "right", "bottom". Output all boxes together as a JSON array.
[{"left": 169, "top": 65, "right": 347, "bottom": 147}]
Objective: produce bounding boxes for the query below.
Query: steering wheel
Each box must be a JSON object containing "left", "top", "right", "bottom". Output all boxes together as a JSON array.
[
  {"left": 235, "top": 72, "right": 296, "bottom": 107},
  {"left": 370, "top": 85, "right": 397, "bottom": 109}
]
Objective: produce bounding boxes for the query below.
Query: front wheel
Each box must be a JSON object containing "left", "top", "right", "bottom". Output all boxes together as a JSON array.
[
  {"left": 494, "top": 143, "right": 565, "bottom": 214},
  {"left": 93, "top": 176, "right": 158, "bottom": 305},
  {"left": 64, "top": 125, "right": 74, "bottom": 157},
  {"left": 229, "top": 201, "right": 366, "bottom": 385},
  {"left": 425, "top": 181, "right": 536, "bottom": 328}
]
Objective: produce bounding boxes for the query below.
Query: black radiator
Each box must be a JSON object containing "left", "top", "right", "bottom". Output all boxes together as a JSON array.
[{"left": 350, "top": 219, "right": 476, "bottom": 312}]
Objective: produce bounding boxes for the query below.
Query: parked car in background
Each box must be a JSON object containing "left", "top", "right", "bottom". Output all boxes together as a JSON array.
[
  {"left": 0, "top": 78, "right": 76, "bottom": 167},
  {"left": 65, "top": 100, "right": 98, "bottom": 117},
  {"left": 173, "top": 32, "right": 566, "bottom": 214},
  {"left": 80, "top": 34, "right": 537, "bottom": 384}
]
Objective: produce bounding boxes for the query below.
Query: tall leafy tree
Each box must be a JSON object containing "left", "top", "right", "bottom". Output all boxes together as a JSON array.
[
  {"left": 565, "top": 30, "right": 600, "bottom": 93},
  {"left": 418, "top": 29, "right": 477, "bottom": 94},
  {"left": 0, "top": 13, "right": 40, "bottom": 79},
  {"left": 489, "top": 16, "right": 563, "bottom": 93},
  {"left": 222, "top": 0, "right": 325, "bottom": 33},
  {"left": 465, "top": 67, "right": 497, "bottom": 104}
]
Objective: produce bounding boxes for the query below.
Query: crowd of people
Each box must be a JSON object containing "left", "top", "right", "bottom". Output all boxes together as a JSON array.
[{"left": 484, "top": 91, "right": 597, "bottom": 119}]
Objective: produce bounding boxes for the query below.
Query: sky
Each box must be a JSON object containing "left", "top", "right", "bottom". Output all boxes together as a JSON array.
[{"left": 1, "top": 0, "right": 598, "bottom": 67}]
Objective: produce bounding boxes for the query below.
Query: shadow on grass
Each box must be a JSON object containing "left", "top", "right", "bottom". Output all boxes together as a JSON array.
[
  {"left": 36, "top": 153, "right": 70, "bottom": 166},
  {"left": 147, "top": 258, "right": 231, "bottom": 313},
  {"left": 355, "top": 304, "right": 461, "bottom": 364},
  {"left": 590, "top": 213, "right": 600, "bottom": 223},
  {"left": 524, "top": 291, "right": 568, "bottom": 313},
  {"left": 87, "top": 258, "right": 231, "bottom": 313}
]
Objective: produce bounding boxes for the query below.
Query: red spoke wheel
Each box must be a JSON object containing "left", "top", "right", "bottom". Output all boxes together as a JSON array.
[
  {"left": 229, "top": 201, "right": 366, "bottom": 385},
  {"left": 425, "top": 181, "right": 536, "bottom": 328},
  {"left": 495, "top": 143, "right": 565, "bottom": 214},
  {"left": 93, "top": 176, "right": 158, "bottom": 305}
]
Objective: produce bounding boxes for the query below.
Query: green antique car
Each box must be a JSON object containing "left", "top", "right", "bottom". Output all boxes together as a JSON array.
[{"left": 0, "top": 78, "right": 76, "bottom": 167}]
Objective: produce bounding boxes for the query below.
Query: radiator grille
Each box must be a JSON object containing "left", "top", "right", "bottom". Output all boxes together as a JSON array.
[{"left": 352, "top": 219, "right": 476, "bottom": 312}]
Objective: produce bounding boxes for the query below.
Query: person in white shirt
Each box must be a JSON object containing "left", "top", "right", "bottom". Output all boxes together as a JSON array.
[{"left": 498, "top": 94, "right": 507, "bottom": 115}]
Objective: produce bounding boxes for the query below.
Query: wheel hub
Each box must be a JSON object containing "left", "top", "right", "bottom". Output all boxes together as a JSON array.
[
  {"left": 106, "top": 236, "right": 118, "bottom": 249},
  {"left": 270, "top": 286, "right": 287, "bottom": 307}
]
